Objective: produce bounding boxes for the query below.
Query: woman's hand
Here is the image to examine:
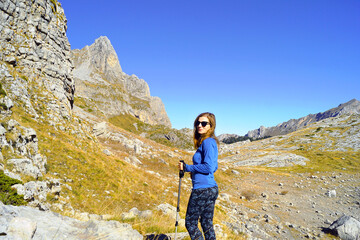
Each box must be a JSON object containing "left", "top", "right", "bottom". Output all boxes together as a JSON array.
[{"left": 178, "top": 161, "right": 184, "bottom": 171}]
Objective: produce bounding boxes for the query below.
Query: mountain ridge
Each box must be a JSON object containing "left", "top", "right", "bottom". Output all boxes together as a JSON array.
[
  {"left": 219, "top": 99, "right": 360, "bottom": 143},
  {"left": 246, "top": 98, "right": 360, "bottom": 140}
]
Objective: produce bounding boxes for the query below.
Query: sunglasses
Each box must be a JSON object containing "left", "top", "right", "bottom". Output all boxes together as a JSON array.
[{"left": 196, "top": 121, "right": 210, "bottom": 127}]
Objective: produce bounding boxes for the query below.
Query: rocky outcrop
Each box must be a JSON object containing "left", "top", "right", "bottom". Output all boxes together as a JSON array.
[
  {"left": 0, "top": 0, "right": 81, "bottom": 211},
  {"left": 218, "top": 133, "right": 250, "bottom": 144},
  {"left": 246, "top": 99, "right": 360, "bottom": 140},
  {"left": 0, "top": 202, "right": 143, "bottom": 240},
  {"left": 71, "top": 36, "right": 171, "bottom": 127},
  {"left": 0, "top": 119, "right": 46, "bottom": 179}
]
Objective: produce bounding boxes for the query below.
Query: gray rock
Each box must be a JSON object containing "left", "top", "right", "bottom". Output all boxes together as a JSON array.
[
  {"left": 326, "top": 190, "right": 337, "bottom": 198},
  {"left": 93, "top": 122, "right": 108, "bottom": 137},
  {"left": 139, "top": 210, "right": 152, "bottom": 219},
  {"left": 329, "top": 215, "right": 360, "bottom": 240},
  {"left": 103, "top": 149, "right": 112, "bottom": 156},
  {"left": 157, "top": 203, "right": 176, "bottom": 218},
  {"left": 231, "top": 153, "right": 309, "bottom": 167},
  {"left": 121, "top": 207, "right": 140, "bottom": 220},
  {"left": 6, "top": 217, "right": 37, "bottom": 239},
  {"left": 0, "top": 124, "right": 6, "bottom": 135},
  {"left": 0, "top": 96, "right": 13, "bottom": 110},
  {"left": 7, "top": 158, "right": 42, "bottom": 179},
  {"left": 0, "top": 204, "right": 143, "bottom": 240}
]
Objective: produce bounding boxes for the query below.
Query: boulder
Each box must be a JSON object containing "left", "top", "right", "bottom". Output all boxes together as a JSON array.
[
  {"left": 325, "top": 190, "right": 337, "bottom": 197},
  {"left": 157, "top": 203, "right": 176, "bottom": 218},
  {"left": 93, "top": 122, "right": 107, "bottom": 137},
  {"left": 328, "top": 215, "right": 360, "bottom": 240}
]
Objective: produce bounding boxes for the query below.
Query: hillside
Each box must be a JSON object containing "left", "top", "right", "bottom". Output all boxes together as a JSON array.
[
  {"left": 0, "top": 0, "right": 359, "bottom": 240},
  {"left": 246, "top": 99, "right": 360, "bottom": 140}
]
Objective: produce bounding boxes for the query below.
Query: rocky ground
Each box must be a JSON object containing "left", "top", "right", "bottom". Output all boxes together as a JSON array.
[
  {"left": 216, "top": 170, "right": 360, "bottom": 239},
  {"left": 214, "top": 114, "right": 360, "bottom": 239}
]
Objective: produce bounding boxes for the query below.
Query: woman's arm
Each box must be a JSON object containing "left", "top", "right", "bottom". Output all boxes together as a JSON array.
[{"left": 185, "top": 138, "right": 217, "bottom": 174}]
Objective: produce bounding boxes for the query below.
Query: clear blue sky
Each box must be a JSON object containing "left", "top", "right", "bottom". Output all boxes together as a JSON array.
[{"left": 59, "top": 0, "right": 360, "bottom": 135}]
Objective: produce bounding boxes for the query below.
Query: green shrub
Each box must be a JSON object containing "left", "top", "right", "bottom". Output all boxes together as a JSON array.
[
  {"left": 0, "top": 170, "right": 27, "bottom": 205},
  {"left": 0, "top": 83, "right": 6, "bottom": 97}
]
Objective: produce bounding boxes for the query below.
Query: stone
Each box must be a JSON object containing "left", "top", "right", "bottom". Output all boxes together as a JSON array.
[
  {"left": 103, "top": 149, "right": 112, "bottom": 156},
  {"left": 326, "top": 190, "right": 336, "bottom": 197},
  {"left": 93, "top": 122, "right": 107, "bottom": 137},
  {"left": 0, "top": 96, "right": 13, "bottom": 110},
  {"left": 220, "top": 193, "right": 230, "bottom": 202},
  {"left": 121, "top": 207, "right": 140, "bottom": 220},
  {"left": 0, "top": 204, "right": 142, "bottom": 239},
  {"left": 7, "top": 158, "right": 42, "bottom": 178},
  {"left": 0, "top": 125, "right": 6, "bottom": 135},
  {"left": 329, "top": 215, "right": 360, "bottom": 240},
  {"left": 157, "top": 203, "right": 177, "bottom": 218},
  {"left": 139, "top": 210, "right": 152, "bottom": 219},
  {"left": 7, "top": 217, "right": 37, "bottom": 239}
]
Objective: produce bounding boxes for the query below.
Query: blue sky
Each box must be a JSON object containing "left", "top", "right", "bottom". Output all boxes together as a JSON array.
[{"left": 59, "top": 0, "right": 360, "bottom": 135}]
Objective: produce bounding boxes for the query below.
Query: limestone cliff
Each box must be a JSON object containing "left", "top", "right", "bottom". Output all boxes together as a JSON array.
[
  {"left": 71, "top": 36, "right": 171, "bottom": 127},
  {"left": 0, "top": 0, "right": 85, "bottom": 211},
  {"left": 0, "top": 0, "right": 75, "bottom": 110}
]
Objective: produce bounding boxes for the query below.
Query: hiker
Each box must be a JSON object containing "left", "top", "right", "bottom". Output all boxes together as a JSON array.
[{"left": 179, "top": 112, "right": 219, "bottom": 240}]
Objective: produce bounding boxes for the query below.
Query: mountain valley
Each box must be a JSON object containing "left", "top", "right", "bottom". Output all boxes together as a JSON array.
[{"left": 0, "top": 1, "right": 359, "bottom": 240}]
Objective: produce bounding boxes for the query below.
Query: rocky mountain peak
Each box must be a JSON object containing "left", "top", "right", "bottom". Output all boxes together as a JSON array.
[
  {"left": 91, "top": 36, "right": 122, "bottom": 72},
  {"left": 74, "top": 36, "right": 123, "bottom": 85},
  {"left": 72, "top": 37, "right": 171, "bottom": 127},
  {"left": 335, "top": 98, "right": 360, "bottom": 115}
]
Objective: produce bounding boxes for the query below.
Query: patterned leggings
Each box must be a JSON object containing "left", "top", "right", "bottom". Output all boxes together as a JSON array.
[{"left": 185, "top": 186, "right": 219, "bottom": 240}]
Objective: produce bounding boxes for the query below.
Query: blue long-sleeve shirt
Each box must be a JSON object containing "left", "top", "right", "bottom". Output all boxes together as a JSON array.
[{"left": 185, "top": 137, "right": 218, "bottom": 190}]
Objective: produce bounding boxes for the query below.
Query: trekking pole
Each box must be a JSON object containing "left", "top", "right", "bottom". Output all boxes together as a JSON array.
[{"left": 175, "top": 160, "right": 185, "bottom": 240}]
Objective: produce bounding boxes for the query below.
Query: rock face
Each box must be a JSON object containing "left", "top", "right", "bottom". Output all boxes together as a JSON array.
[
  {"left": 0, "top": 0, "right": 75, "bottom": 110},
  {"left": 71, "top": 36, "right": 171, "bottom": 127},
  {"left": 0, "top": 0, "right": 86, "bottom": 214},
  {"left": 246, "top": 99, "right": 360, "bottom": 139}
]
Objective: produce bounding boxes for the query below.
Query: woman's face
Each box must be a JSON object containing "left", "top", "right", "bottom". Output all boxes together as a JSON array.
[{"left": 196, "top": 116, "right": 211, "bottom": 135}]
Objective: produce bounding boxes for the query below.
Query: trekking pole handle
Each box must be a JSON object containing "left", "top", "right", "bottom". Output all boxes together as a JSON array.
[{"left": 179, "top": 160, "right": 185, "bottom": 178}]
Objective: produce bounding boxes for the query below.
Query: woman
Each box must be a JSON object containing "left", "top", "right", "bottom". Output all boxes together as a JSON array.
[{"left": 179, "top": 112, "right": 219, "bottom": 240}]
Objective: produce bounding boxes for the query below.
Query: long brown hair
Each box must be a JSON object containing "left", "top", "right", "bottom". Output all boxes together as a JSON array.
[{"left": 193, "top": 112, "right": 219, "bottom": 149}]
